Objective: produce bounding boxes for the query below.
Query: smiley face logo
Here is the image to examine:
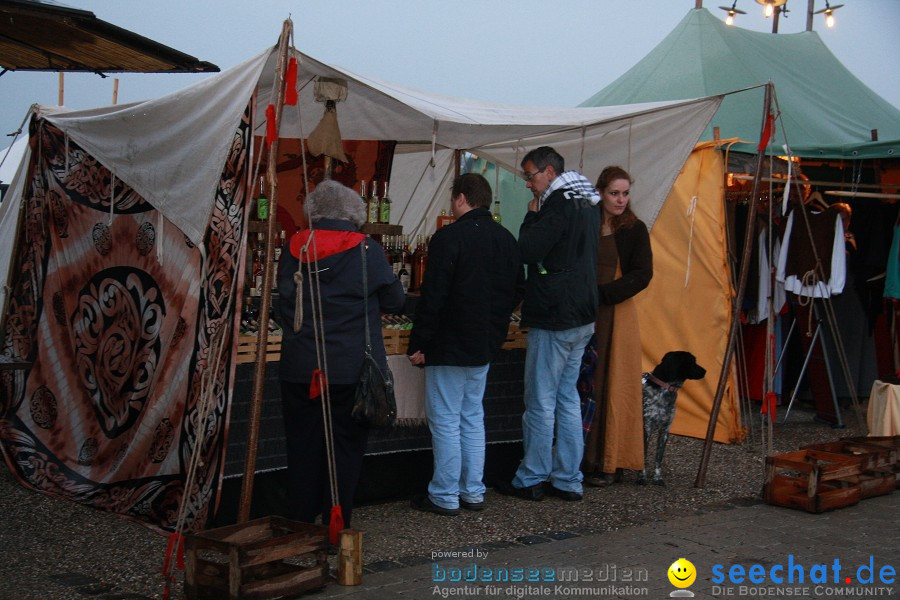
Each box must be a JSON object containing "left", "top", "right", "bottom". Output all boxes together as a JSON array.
[{"left": 668, "top": 558, "right": 697, "bottom": 588}]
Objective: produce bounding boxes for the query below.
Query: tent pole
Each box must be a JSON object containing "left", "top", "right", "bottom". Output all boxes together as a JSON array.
[
  {"left": 695, "top": 82, "right": 773, "bottom": 488},
  {"left": 238, "top": 19, "right": 293, "bottom": 523}
]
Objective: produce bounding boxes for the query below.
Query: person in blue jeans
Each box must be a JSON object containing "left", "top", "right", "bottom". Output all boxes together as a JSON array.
[
  {"left": 407, "top": 173, "right": 523, "bottom": 516},
  {"left": 495, "top": 146, "right": 600, "bottom": 502}
]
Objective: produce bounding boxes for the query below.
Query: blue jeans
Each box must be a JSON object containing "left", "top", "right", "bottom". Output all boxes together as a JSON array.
[
  {"left": 512, "top": 324, "right": 594, "bottom": 493},
  {"left": 424, "top": 364, "right": 490, "bottom": 509}
]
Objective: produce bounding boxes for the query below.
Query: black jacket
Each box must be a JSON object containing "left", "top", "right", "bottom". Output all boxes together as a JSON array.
[
  {"left": 277, "top": 219, "right": 405, "bottom": 384},
  {"left": 598, "top": 219, "right": 653, "bottom": 305},
  {"left": 518, "top": 186, "right": 600, "bottom": 330},
  {"left": 407, "top": 207, "right": 523, "bottom": 366}
]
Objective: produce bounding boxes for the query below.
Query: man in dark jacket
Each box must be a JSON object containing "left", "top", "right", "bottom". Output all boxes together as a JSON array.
[
  {"left": 496, "top": 146, "right": 600, "bottom": 502},
  {"left": 407, "top": 173, "right": 523, "bottom": 516}
]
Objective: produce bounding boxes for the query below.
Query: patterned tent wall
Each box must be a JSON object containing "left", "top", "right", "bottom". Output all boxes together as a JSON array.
[{"left": 0, "top": 108, "right": 252, "bottom": 532}]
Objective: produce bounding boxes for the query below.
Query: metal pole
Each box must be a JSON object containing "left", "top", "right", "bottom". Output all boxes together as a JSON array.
[
  {"left": 695, "top": 82, "right": 773, "bottom": 488},
  {"left": 238, "top": 19, "right": 293, "bottom": 523},
  {"left": 806, "top": 0, "right": 815, "bottom": 31}
]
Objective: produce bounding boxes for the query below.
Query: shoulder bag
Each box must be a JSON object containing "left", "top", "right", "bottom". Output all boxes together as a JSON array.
[{"left": 351, "top": 240, "right": 397, "bottom": 429}]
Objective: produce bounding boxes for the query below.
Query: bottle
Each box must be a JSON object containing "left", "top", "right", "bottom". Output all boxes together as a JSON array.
[
  {"left": 253, "top": 233, "right": 264, "bottom": 295},
  {"left": 391, "top": 235, "right": 403, "bottom": 276},
  {"left": 380, "top": 180, "right": 392, "bottom": 224},
  {"left": 492, "top": 200, "right": 502, "bottom": 223},
  {"left": 411, "top": 235, "right": 428, "bottom": 292},
  {"left": 274, "top": 229, "right": 284, "bottom": 263},
  {"left": 437, "top": 209, "right": 454, "bottom": 229},
  {"left": 359, "top": 180, "right": 368, "bottom": 219},
  {"left": 403, "top": 235, "right": 413, "bottom": 269},
  {"left": 250, "top": 246, "right": 262, "bottom": 297},
  {"left": 241, "top": 297, "right": 259, "bottom": 333},
  {"left": 398, "top": 260, "right": 410, "bottom": 294},
  {"left": 367, "top": 179, "right": 380, "bottom": 225},
  {"left": 257, "top": 177, "right": 269, "bottom": 221}
]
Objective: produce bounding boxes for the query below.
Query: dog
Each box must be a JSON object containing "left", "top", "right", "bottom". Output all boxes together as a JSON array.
[{"left": 637, "top": 351, "right": 706, "bottom": 486}]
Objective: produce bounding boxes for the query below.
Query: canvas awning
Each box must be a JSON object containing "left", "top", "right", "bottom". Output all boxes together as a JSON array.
[{"left": 36, "top": 45, "right": 722, "bottom": 246}]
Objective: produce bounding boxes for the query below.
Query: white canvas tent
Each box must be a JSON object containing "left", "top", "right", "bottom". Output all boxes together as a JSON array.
[{"left": 0, "top": 38, "right": 723, "bottom": 529}]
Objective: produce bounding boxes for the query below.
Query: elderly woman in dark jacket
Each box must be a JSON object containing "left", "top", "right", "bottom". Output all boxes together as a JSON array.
[
  {"left": 277, "top": 179, "right": 404, "bottom": 528},
  {"left": 583, "top": 166, "right": 653, "bottom": 486}
]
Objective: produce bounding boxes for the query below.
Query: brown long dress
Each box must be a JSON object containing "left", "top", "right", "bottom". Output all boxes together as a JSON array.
[{"left": 583, "top": 234, "right": 645, "bottom": 474}]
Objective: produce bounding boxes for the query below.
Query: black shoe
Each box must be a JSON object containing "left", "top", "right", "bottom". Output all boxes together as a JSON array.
[
  {"left": 411, "top": 494, "right": 459, "bottom": 516},
  {"left": 544, "top": 483, "right": 583, "bottom": 501},
  {"left": 460, "top": 499, "right": 485, "bottom": 511},
  {"left": 494, "top": 479, "right": 544, "bottom": 501},
  {"left": 585, "top": 473, "right": 615, "bottom": 487}
]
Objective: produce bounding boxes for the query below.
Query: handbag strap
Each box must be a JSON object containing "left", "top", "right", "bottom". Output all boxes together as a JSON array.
[{"left": 360, "top": 240, "right": 372, "bottom": 353}]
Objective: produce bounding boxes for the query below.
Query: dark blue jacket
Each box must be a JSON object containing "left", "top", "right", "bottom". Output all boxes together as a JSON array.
[
  {"left": 518, "top": 186, "right": 600, "bottom": 330},
  {"left": 407, "top": 207, "right": 523, "bottom": 366},
  {"left": 277, "top": 219, "right": 404, "bottom": 384}
]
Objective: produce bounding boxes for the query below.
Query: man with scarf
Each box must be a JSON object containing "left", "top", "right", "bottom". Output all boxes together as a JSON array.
[{"left": 496, "top": 146, "right": 600, "bottom": 503}]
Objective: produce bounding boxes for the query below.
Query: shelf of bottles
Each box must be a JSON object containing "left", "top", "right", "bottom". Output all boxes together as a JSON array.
[{"left": 238, "top": 177, "right": 284, "bottom": 364}]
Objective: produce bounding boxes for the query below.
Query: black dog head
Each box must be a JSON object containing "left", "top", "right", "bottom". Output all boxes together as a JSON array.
[{"left": 652, "top": 351, "right": 706, "bottom": 387}]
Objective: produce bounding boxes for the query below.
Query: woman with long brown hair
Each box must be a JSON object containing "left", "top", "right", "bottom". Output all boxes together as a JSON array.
[{"left": 583, "top": 166, "right": 653, "bottom": 486}]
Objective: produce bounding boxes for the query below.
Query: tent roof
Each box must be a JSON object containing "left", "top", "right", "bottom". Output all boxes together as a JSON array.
[
  {"left": 0, "top": 0, "right": 218, "bottom": 73},
  {"left": 34, "top": 45, "right": 721, "bottom": 245},
  {"left": 580, "top": 8, "right": 900, "bottom": 159}
]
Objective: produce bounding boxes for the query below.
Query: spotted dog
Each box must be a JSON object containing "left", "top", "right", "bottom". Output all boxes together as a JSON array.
[{"left": 637, "top": 351, "right": 706, "bottom": 486}]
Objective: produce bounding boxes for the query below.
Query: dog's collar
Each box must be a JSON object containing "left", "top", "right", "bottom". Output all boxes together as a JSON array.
[{"left": 644, "top": 372, "right": 680, "bottom": 393}]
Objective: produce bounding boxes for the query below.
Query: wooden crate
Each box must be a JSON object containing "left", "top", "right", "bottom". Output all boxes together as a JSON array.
[
  {"left": 801, "top": 440, "right": 896, "bottom": 471},
  {"left": 504, "top": 322, "right": 528, "bottom": 349},
  {"left": 382, "top": 327, "right": 412, "bottom": 355},
  {"left": 764, "top": 449, "right": 863, "bottom": 513},
  {"left": 184, "top": 516, "right": 329, "bottom": 600},
  {"left": 236, "top": 334, "right": 282, "bottom": 364},
  {"left": 841, "top": 436, "right": 900, "bottom": 488}
]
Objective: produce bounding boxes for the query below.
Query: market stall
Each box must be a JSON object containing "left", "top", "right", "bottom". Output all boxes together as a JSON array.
[{"left": 0, "top": 23, "right": 723, "bottom": 532}]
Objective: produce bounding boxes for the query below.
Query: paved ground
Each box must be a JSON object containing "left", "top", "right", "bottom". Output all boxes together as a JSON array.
[
  {"left": 3, "top": 468, "right": 895, "bottom": 600},
  {"left": 323, "top": 492, "right": 899, "bottom": 600}
]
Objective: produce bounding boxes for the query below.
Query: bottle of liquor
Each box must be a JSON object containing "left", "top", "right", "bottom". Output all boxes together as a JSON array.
[
  {"left": 380, "top": 180, "right": 392, "bottom": 224},
  {"left": 411, "top": 235, "right": 428, "bottom": 293},
  {"left": 398, "top": 259, "right": 410, "bottom": 294},
  {"left": 391, "top": 235, "right": 403, "bottom": 276},
  {"left": 241, "top": 297, "right": 259, "bottom": 333},
  {"left": 405, "top": 234, "right": 414, "bottom": 263},
  {"left": 367, "top": 179, "right": 380, "bottom": 225},
  {"left": 359, "top": 180, "right": 368, "bottom": 219},
  {"left": 250, "top": 243, "right": 262, "bottom": 297},
  {"left": 257, "top": 177, "right": 269, "bottom": 221},
  {"left": 437, "top": 209, "right": 454, "bottom": 229},
  {"left": 492, "top": 199, "right": 502, "bottom": 223}
]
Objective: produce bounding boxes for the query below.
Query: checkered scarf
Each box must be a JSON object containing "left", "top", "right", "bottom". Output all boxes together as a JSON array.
[{"left": 539, "top": 170, "right": 601, "bottom": 208}]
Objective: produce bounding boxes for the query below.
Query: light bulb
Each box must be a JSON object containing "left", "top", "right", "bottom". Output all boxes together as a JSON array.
[
  {"left": 726, "top": 14, "right": 734, "bottom": 25},
  {"left": 825, "top": 11, "right": 835, "bottom": 27},
  {"left": 764, "top": 1, "right": 774, "bottom": 17}
]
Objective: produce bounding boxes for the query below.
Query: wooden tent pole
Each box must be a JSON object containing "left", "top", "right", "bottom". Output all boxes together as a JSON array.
[
  {"left": 695, "top": 82, "right": 773, "bottom": 488},
  {"left": 238, "top": 19, "right": 293, "bottom": 523}
]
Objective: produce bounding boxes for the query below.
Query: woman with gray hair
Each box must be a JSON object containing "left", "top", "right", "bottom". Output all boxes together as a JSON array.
[{"left": 277, "top": 179, "right": 404, "bottom": 529}]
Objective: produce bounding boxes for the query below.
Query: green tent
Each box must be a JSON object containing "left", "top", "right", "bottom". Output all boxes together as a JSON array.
[{"left": 581, "top": 8, "right": 900, "bottom": 159}]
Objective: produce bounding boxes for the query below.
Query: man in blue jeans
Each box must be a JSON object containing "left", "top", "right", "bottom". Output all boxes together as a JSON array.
[
  {"left": 407, "top": 173, "right": 523, "bottom": 516},
  {"left": 495, "top": 146, "right": 600, "bottom": 502}
]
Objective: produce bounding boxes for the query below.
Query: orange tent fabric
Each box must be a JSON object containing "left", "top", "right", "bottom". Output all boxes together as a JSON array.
[{"left": 635, "top": 143, "right": 743, "bottom": 443}]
